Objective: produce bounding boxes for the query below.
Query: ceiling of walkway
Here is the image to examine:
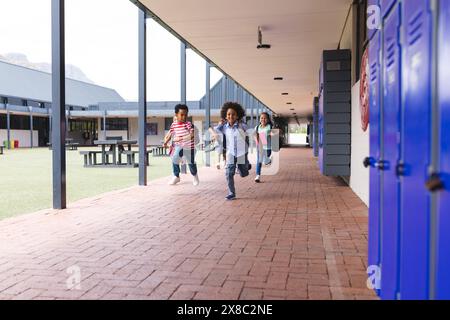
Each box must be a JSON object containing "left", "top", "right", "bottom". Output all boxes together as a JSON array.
[{"left": 138, "top": 0, "right": 352, "bottom": 117}]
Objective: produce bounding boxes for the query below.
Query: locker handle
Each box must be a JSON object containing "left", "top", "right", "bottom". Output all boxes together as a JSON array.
[
  {"left": 375, "top": 160, "right": 388, "bottom": 171},
  {"left": 426, "top": 173, "right": 445, "bottom": 193},
  {"left": 396, "top": 162, "right": 406, "bottom": 177},
  {"left": 363, "top": 157, "right": 376, "bottom": 168}
]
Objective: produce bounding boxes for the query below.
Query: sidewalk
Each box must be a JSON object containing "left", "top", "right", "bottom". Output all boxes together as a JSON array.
[{"left": 0, "top": 147, "right": 377, "bottom": 300}]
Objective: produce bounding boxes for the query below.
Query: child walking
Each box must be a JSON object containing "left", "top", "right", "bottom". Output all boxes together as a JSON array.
[
  {"left": 163, "top": 104, "right": 199, "bottom": 186},
  {"left": 214, "top": 102, "right": 251, "bottom": 200},
  {"left": 254, "top": 112, "right": 273, "bottom": 183}
]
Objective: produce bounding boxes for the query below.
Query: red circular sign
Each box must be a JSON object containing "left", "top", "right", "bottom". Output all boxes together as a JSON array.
[{"left": 360, "top": 47, "right": 370, "bottom": 132}]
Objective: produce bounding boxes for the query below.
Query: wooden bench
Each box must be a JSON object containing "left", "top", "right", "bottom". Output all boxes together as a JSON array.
[
  {"left": 151, "top": 146, "right": 168, "bottom": 157},
  {"left": 118, "top": 150, "right": 152, "bottom": 166},
  {"left": 48, "top": 142, "right": 80, "bottom": 150},
  {"left": 79, "top": 151, "right": 103, "bottom": 166},
  {"left": 66, "top": 142, "right": 79, "bottom": 150}
]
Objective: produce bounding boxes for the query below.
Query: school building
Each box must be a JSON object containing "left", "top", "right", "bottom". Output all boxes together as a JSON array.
[{"left": 0, "top": 60, "right": 273, "bottom": 149}]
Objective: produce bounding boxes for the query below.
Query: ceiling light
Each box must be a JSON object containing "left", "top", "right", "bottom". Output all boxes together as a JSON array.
[
  {"left": 287, "top": 102, "right": 292, "bottom": 105},
  {"left": 282, "top": 93, "right": 289, "bottom": 95},
  {"left": 274, "top": 77, "right": 283, "bottom": 81},
  {"left": 257, "top": 26, "right": 271, "bottom": 50},
  {"left": 290, "top": 108, "right": 295, "bottom": 111}
]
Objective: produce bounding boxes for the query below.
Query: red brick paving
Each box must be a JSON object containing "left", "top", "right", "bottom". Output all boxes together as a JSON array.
[{"left": 0, "top": 147, "right": 377, "bottom": 300}]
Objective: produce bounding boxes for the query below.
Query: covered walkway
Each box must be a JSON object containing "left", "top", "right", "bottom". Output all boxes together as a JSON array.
[{"left": 0, "top": 148, "right": 376, "bottom": 300}]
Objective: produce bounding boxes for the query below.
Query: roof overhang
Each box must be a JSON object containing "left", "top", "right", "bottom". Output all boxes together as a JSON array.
[{"left": 135, "top": 0, "right": 352, "bottom": 117}]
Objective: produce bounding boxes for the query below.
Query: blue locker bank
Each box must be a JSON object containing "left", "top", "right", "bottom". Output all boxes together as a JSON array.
[{"left": 366, "top": 0, "right": 450, "bottom": 300}]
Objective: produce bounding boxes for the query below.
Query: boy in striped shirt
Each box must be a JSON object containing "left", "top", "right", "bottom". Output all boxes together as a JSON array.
[{"left": 163, "top": 104, "right": 199, "bottom": 186}]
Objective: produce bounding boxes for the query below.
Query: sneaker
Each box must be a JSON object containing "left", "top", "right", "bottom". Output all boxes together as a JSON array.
[
  {"left": 193, "top": 174, "right": 199, "bottom": 186},
  {"left": 225, "top": 194, "right": 236, "bottom": 201},
  {"left": 255, "top": 175, "right": 261, "bottom": 183},
  {"left": 168, "top": 176, "right": 180, "bottom": 185},
  {"left": 264, "top": 159, "right": 272, "bottom": 166}
]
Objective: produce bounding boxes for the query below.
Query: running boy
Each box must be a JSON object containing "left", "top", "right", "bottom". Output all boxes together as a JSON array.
[
  {"left": 214, "top": 102, "right": 251, "bottom": 200},
  {"left": 163, "top": 104, "right": 199, "bottom": 186}
]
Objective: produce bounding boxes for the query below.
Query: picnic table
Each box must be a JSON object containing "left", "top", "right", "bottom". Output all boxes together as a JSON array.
[
  {"left": 150, "top": 145, "right": 168, "bottom": 156},
  {"left": 47, "top": 139, "right": 79, "bottom": 150}
]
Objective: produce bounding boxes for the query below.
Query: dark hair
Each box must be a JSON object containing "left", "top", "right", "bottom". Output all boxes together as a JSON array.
[
  {"left": 220, "top": 102, "right": 245, "bottom": 120},
  {"left": 259, "top": 112, "right": 273, "bottom": 127},
  {"left": 175, "top": 104, "right": 189, "bottom": 114}
]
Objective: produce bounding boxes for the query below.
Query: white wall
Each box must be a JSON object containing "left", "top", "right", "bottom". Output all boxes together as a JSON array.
[
  {"left": 0, "top": 129, "right": 38, "bottom": 148},
  {"left": 349, "top": 81, "right": 369, "bottom": 206},
  {"left": 104, "top": 130, "right": 128, "bottom": 141},
  {"left": 129, "top": 117, "right": 166, "bottom": 146}
]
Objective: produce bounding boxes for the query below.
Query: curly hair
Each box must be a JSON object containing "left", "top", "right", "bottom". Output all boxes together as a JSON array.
[{"left": 220, "top": 102, "right": 246, "bottom": 120}]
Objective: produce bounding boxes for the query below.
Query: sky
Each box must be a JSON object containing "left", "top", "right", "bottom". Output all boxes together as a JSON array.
[{"left": 0, "top": 0, "right": 222, "bottom": 102}]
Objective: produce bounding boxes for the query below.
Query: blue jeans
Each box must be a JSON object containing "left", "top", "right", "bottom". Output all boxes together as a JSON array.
[
  {"left": 226, "top": 155, "right": 249, "bottom": 195},
  {"left": 172, "top": 147, "right": 197, "bottom": 177},
  {"left": 256, "top": 149, "right": 272, "bottom": 175}
]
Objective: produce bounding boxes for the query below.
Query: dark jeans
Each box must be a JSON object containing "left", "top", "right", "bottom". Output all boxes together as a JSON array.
[
  {"left": 172, "top": 147, "right": 197, "bottom": 177},
  {"left": 256, "top": 149, "right": 272, "bottom": 175},
  {"left": 226, "top": 155, "right": 250, "bottom": 195}
]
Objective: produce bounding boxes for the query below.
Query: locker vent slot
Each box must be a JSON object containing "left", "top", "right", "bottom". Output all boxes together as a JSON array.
[
  {"left": 386, "top": 38, "right": 396, "bottom": 68},
  {"left": 370, "top": 62, "right": 378, "bottom": 82},
  {"left": 407, "top": 10, "right": 424, "bottom": 46}
]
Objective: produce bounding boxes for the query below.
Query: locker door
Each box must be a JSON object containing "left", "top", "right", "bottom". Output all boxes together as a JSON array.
[
  {"left": 367, "top": 29, "right": 382, "bottom": 295},
  {"left": 400, "top": 0, "right": 433, "bottom": 300},
  {"left": 435, "top": 0, "right": 450, "bottom": 300},
  {"left": 381, "top": 0, "right": 397, "bottom": 18},
  {"left": 381, "top": 3, "right": 401, "bottom": 300}
]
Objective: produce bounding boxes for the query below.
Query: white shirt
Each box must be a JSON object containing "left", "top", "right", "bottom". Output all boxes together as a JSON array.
[{"left": 214, "top": 122, "right": 248, "bottom": 161}]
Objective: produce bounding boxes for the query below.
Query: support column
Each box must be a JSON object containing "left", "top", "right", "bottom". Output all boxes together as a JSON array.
[
  {"left": 49, "top": 113, "right": 52, "bottom": 146},
  {"left": 205, "top": 61, "right": 211, "bottom": 167},
  {"left": 103, "top": 111, "right": 106, "bottom": 139},
  {"left": 256, "top": 101, "right": 260, "bottom": 121},
  {"left": 51, "top": 0, "right": 66, "bottom": 209},
  {"left": 29, "top": 107, "right": 33, "bottom": 148},
  {"left": 138, "top": 9, "right": 147, "bottom": 186},
  {"left": 97, "top": 118, "right": 101, "bottom": 139},
  {"left": 180, "top": 42, "right": 186, "bottom": 104},
  {"left": 6, "top": 109, "right": 10, "bottom": 149},
  {"left": 222, "top": 75, "right": 227, "bottom": 105}
]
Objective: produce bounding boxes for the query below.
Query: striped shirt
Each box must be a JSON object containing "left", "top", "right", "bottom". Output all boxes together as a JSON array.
[{"left": 169, "top": 121, "right": 195, "bottom": 149}]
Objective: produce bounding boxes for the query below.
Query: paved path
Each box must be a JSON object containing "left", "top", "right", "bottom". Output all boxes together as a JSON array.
[{"left": 0, "top": 147, "right": 377, "bottom": 300}]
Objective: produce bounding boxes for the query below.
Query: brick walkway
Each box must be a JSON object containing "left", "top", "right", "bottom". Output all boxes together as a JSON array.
[{"left": 0, "top": 147, "right": 377, "bottom": 300}]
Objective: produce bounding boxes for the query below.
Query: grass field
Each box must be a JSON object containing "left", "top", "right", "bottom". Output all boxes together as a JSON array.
[{"left": 0, "top": 147, "right": 205, "bottom": 220}]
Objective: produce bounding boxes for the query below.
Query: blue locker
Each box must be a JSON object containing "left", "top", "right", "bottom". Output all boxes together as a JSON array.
[
  {"left": 380, "top": 3, "right": 401, "bottom": 300},
  {"left": 366, "top": 29, "right": 382, "bottom": 296},
  {"left": 435, "top": 0, "right": 450, "bottom": 300},
  {"left": 399, "top": 0, "right": 433, "bottom": 300},
  {"left": 381, "top": 0, "right": 396, "bottom": 18}
]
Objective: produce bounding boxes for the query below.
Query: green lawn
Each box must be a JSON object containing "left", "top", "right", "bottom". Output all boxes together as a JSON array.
[{"left": 0, "top": 147, "right": 204, "bottom": 220}]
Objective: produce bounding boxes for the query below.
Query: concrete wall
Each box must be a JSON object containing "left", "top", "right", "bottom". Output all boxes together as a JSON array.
[
  {"left": 104, "top": 130, "right": 128, "bottom": 141},
  {"left": 0, "top": 129, "right": 39, "bottom": 148},
  {"left": 349, "top": 81, "right": 369, "bottom": 205},
  {"left": 128, "top": 117, "right": 166, "bottom": 146}
]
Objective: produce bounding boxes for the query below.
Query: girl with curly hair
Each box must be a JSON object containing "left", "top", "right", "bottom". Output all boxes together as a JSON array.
[{"left": 214, "top": 102, "right": 251, "bottom": 200}]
